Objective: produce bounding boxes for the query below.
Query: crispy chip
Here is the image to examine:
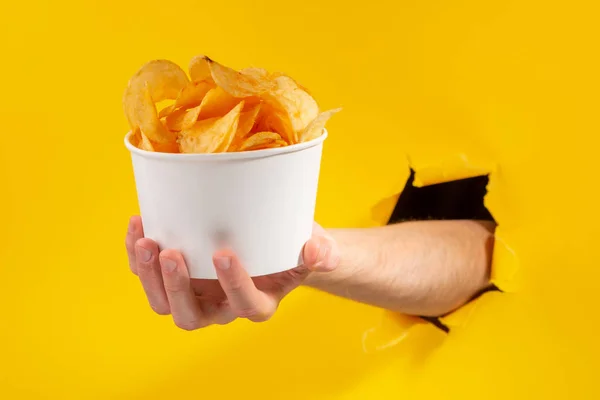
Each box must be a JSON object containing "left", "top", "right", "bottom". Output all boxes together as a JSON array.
[
  {"left": 152, "top": 140, "right": 180, "bottom": 153},
  {"left": 189, "top": 55, "right": 212, "bottom": 83},
  {"left": 179, "top": 101, "right": 244, "bottom": 153},
  {"left": 197, "top": 86, "right": 240, "bottom": 119},
  {"left": 130, "top": 129, "right": 142, "bottom": 147},
  {"left": 158, "top": 81, "right": 212, "bottom": 122},
  {"left": 124, "top": 55, "right": 341, "bottom": 153},
  {"left": 174, "top": 80, "right": 213, "bottom": 110},
  {"left": 252, "top": 101, "right": 294, "bottom": 143},
  {"left": 129, "top": 59, "right": 190, "bottom": 102},
  {"left": 158, "top": 104, "right": 176, "bottom": 119},
  {"left": 205, "top": 56, "right": 275, "bottom": 98},
  {"left": 165, "top": 105, "right": 202, "bottom": 131},
  {"left": 260, "top": 75, "right": 319, "bottom": 144},
  {"left": 240, "top": 67, "right": 269, "bottom": 80},
  {"left": 298, "top": 108, "right": 342, "bottom": 142},
  {"left": 269, "top": 71, "right": 312, "bottom": 94},
  {"left": 124, "top": 82, "right": 175, "bottom": 143},
  {"left": 228, "top": 103, "right": 262, "bottom": 151},
  {"left": 131, "top": 127, "right": 178, "bottom": 153},
  {"left": 244, "top": 139, "right": 288, "bottom": 152},
  {"left": 139, "top": 132, "right": 155, "bottom": 151},
  {"left": 241, "top": 96, "right": 262, "bottom": 110},
  {"left": 123, "top": 60, "right": 189, "bottom": 143},
  {"left": 239, "top": 131, "right": 282, "bottom": 151}
]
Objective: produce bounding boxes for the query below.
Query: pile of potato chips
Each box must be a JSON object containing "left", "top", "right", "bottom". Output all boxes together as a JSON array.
[{"left": 123, "top": 55, "right": 341, "bottom": 154}]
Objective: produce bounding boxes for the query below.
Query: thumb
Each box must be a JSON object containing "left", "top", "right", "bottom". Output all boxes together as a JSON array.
[{"left": 302, "top": 235, "right": 340, "bottom": 272}]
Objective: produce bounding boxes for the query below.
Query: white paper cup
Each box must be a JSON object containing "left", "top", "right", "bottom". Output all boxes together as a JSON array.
[{"left": 124, "top": 131, "right": 326, "bottom": 279}]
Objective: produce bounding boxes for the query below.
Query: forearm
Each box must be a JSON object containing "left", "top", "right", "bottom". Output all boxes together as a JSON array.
[{"left": 304, "top": 220, "right": 495, "bottom": 316}]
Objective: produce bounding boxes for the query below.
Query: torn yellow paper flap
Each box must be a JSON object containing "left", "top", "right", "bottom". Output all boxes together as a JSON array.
[
  {"left": 370, "top": 193, "right": 401, "bottom": 225},
  {"left": 440, "top": 297, "right": 479, "bottom": 329},
  {"left": 362, "top": 311, "right": 424, "bottom": 354},
  {"left": 490, "top": 231, "right": 520, "bottom": 293},
  {"left": 410, "top": 153, "right": 496, "bottom": 187}
]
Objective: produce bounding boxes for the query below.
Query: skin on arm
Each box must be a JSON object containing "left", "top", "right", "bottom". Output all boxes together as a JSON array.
[
  {"left": 303, "top": 220, "right": 496, "bottom": 317},
  {"left": 125, "top": 217, "right": 494, "bottom": 329}
]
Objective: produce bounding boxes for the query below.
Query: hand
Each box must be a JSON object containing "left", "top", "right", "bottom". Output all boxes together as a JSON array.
[{"left": 125, "top": 216, "right": 339, "bottom": 330}]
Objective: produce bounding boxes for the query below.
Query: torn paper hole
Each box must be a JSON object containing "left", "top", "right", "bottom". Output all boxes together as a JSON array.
[{"left": 365, "top": 152, "right": 517, "bottom": 339}]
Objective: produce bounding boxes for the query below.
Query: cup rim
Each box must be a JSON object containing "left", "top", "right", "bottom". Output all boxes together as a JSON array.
[{"left": 124, "top": 129, "right": 328, "bottom": 161}]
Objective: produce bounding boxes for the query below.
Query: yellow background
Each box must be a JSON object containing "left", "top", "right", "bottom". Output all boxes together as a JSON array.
[{"left": 1, "top": 0, "right": 599, "bottom": 399}]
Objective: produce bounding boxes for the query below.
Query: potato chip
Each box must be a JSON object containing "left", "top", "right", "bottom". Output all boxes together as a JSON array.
[
  {"left": 237, "top": 103, "right": 262, "bottom": 137},
  {"left": 124, "top": 55, "right": 341, "bottom": 153},
  {"left": 179, "top": 101, "right": 244, "bottom": 153},
  {"left": 298, "top": 108, "right": 342, "bottom": 142},
  {"left": 244, "top": 139, "right": 288, "bottom": 152},
  {"left": 139, "top": 131, "right": 155, "bottom": 151},
  {"left": 273, "top": 139, "right": 288, "bottom": 147},
  {"left": 128, "top": 59, "right": 190, "bottom": 102},
  {"left": 245, "top": 139, "right": 288, "bottom": 151},
  {"left": 228, "top": 103, "right": 262, "bottom": 151},
  {"left": 123, "top": 60, "right": 189, "bottom": 143},
  {"left": 130, "top": 128, "right": 142, "bottom": 147},
  {"left": 241, "top": 96, "right": 262, "bottom": 110},
  {"left": 205, "top": 56, "right": 275, "bottom": 98},
  {"left": 195, "top": 86, "right": 240, "bottom": 120},
  {"left": 124, "top": 82, "right": 175, "bottom": 143},
  {"left": 130, "top": 127, "right": 178, "bottom": 153},
  {"left": 240, "top": 67, "right": 269, "bottom": 80},
  {"left": 269, "top": 71, "right": 312, "bottom": 94},
  {"left": 152, "top": 140, "right": 180, "bottom": 153},
  {"left": 252, "top": 101, "right": 294, "bottom": 143},
  {"left": 260, "top": 75, "right": 319, "bottom": 144},
  {"left": 174, "top": 80, "right": 213, "bottom": 110},
  {"left": 239, "top": 131, "right": 282, "bottom": 151},
  {"left": 158, "top": 104, "right": 176, "bottom": 119},
  {"left": 189, "top": 55, "right": 213, "bottom": 83},
  {"left": 165, "top": 104, "right": 202, "bottom": 131}
]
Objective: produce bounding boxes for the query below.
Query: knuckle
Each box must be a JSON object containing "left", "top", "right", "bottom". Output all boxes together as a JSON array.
[
  {"left": 149, "top": 303, "right": 170, "bottom": 316},
  {"left": 175, "top": 318, "right": 203, "bottom": 331},
  {"left": 163, "top": 277, "right": 187, "bottom": 294},
  {"left": 249, "top": 312, "right": 273, "bottom": 323},
  {"left": 227, "top": 279, "right": 244, "bottom": 293},
  {"left": 236, "top": 307, "right": 272, "bottom": 322}
]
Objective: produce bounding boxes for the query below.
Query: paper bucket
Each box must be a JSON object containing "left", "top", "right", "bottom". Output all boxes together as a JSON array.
[{"left": 124, "top": 131, "right": 326, "bottom": 279}]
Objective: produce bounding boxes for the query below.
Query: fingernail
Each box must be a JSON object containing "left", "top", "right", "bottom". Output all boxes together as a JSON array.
[
  {"left": 137, "top": 246, "right": 152, "bottom": 262},
  {"left": 161, "top": 257, "right": 177, "bottom": 273},
  {"left": 215, "top": 256, "right": 231, "bottom": 270}
]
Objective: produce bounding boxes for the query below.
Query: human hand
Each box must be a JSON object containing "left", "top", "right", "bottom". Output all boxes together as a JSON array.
[{"left": 125, "top": 216, "right": 339, "bottom": 330}]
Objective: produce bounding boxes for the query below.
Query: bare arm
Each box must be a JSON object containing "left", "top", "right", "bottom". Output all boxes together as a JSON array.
[{"left": 304, "top": 220, "right": 496, "bottom": 317}]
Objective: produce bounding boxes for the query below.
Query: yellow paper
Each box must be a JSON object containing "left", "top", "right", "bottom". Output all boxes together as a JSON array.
[{"left": 1, "top": 0, "right": 599, "bottom": 399}]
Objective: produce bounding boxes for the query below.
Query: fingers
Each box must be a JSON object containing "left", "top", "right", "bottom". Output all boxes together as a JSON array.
[
  {"left": 135, "top": 238, "right": 170, "bottom": 315},
  {"left": 125, "top": 216, "right": 144, "bottom": 275},
  {"left": 213, "top": 250, "right": 277, "bottom": 322},
  {"left": 302, "top": 235, "right": 340, "bottom": 272},
  {"left": 159, "top": 249, "right": 208, "bottom": 330}
]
